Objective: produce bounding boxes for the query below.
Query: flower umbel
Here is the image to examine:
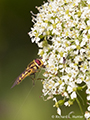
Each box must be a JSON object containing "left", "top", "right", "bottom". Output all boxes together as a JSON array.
[{"left": 29, "top": 0, "right": 90, "bottom": 119}]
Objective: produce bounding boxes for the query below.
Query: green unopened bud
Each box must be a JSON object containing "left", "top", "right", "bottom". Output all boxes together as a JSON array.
[
  {"left": 58, "top": 100, "right": 64, "bottom": 106},
  {"left": 68, "top": 99, "right": 74, "bottom": 105}
]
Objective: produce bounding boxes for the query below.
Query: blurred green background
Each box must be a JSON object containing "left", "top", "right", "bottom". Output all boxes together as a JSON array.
[{"left": 0, "top": 0, "right": 87, "bottom": 120}]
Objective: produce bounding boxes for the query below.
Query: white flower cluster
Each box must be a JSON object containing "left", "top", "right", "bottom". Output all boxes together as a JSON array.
[{"left": 28, "top": 0, "right": 90, "bottom": 119}]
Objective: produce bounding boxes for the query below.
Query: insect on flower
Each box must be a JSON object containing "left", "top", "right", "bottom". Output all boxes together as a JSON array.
[{"left": 11, "top": 58, "right": 45, "bottom": 88}]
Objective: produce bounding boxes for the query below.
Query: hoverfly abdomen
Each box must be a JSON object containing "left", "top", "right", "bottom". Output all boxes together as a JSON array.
[{"left": 11, "top": 71, "right": 27, "bottom": 88}]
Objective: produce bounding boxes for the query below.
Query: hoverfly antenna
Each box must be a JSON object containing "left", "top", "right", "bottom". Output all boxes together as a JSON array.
[{"left": 40, "top": 57, "right": 42, "bottom": 59}]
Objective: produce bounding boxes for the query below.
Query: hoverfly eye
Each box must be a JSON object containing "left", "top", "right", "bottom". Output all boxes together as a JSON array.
[{"left": 35, "top": 59, "right": 41, "bottom": 66}]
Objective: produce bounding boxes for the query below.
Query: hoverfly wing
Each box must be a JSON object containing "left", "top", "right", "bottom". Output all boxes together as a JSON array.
[{"left": 11, "top": 78, "right": 18, "bottom": 88}]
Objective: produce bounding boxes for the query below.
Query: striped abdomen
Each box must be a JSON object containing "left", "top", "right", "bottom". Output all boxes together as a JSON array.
[{"left": 11, "top": 69, "right": 32, "bottom": 88}]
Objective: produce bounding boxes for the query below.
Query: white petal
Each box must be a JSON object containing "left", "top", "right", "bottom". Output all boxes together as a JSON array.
[
  {"left": 88, "top": 106, "right": 90, "bottom": 111},
  {"left": 53, "top": 97, "right": 57, "bottom": 102},
  {"left": 87, "top": 95, "right": 90, "bottom": 100},
  {"left": 57, "top": 107, "right": 61, "bottom": 115},
  {"left": 71, "top": 92, "right": 77, "bottom": 99}
]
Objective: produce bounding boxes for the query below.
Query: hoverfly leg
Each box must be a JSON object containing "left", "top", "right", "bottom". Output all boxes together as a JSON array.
[
  {"left": 32, "top": 73, "right": 35, "bottom": 85},
  {"left": 32, "top": 79, "right": 35, "bottom": 85},
  {"left": 29, "top": 73, "right": 36, "bottom": 85},
  {"left": 29, "top": 76, "right": 35, "bottom": 85},
  {"left": 37, "top": 78, "right": 44, "bottom": 81}
]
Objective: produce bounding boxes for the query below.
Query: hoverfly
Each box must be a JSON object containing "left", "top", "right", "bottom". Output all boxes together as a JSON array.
[{"left": 11, "top": 58, "right": 45, "bottom": 88}]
